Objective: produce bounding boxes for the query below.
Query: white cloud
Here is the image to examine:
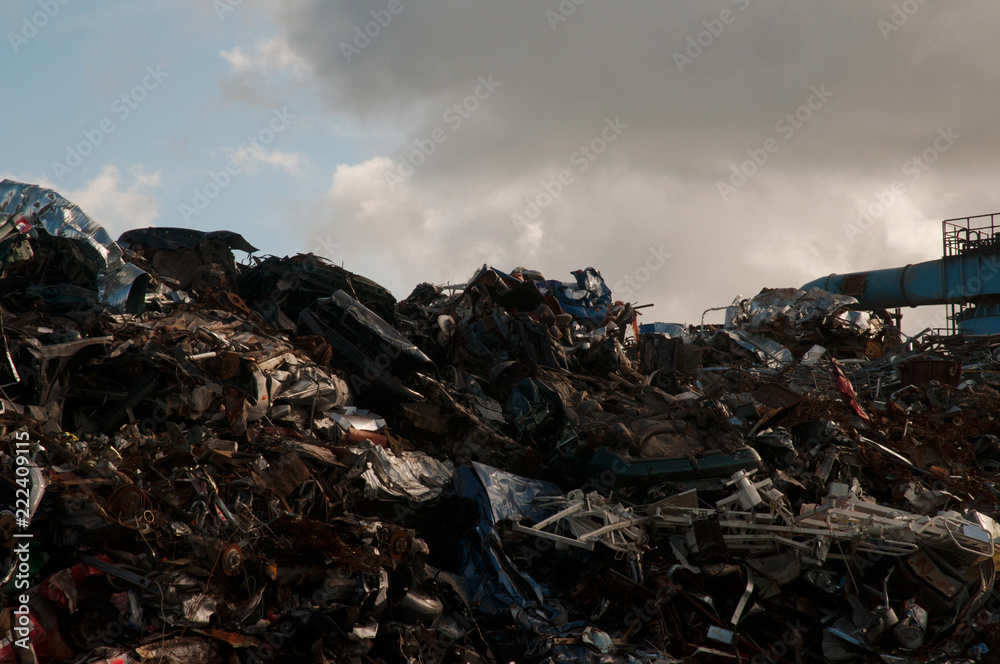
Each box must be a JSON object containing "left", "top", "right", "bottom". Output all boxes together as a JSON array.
[
  {"left": 64, "top": 165, "right": 162, "bottom": 237},
  {"left": 220, "top": 37, "right": 309, "bottom": 78},
  {"left": 226, "top": 146, "right": 307, "bottom": 178},
  {"left": 2, "top": 165, "right": 162, "bottom": 238}
]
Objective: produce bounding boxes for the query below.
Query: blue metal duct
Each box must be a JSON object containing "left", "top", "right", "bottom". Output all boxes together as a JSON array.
[{"left": 801, "top": 251, "right": 1000, "bottom": 334}]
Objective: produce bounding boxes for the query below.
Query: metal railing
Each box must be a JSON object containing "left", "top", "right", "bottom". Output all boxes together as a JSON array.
[{"left": 942, "top": 213, "right": 1000, "bottom": 332}]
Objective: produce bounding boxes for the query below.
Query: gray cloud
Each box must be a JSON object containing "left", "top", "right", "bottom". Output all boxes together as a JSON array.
[{"left": 234, "top": 1, "right": 1000, "bottom": 329}]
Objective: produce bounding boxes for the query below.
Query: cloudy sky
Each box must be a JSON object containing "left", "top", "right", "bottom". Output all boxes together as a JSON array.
[{"left": 5, "top": 1, "right": 999, "bottom": 331}]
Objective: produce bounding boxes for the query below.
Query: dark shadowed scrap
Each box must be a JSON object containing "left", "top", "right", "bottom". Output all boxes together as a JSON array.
[{"left": 4, "top": 181, "right": 1000, "bottom": 663}]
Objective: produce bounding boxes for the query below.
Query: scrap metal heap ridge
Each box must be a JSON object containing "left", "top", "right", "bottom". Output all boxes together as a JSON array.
[{"left": 3, "top": 180, "right": 1000, "bottom": 663}]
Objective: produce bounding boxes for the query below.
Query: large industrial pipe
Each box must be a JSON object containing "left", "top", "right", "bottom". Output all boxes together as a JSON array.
[
  {"left": 802, "top": 253, "right": 1000, "bottom": 309},
  {"left": 801, "top": 251, "right": 1000, "bottom": 334}
]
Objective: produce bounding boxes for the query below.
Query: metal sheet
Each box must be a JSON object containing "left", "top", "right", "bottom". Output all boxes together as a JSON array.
[{"left": 0, "top": 180, "right": 150, "bottom": 312}]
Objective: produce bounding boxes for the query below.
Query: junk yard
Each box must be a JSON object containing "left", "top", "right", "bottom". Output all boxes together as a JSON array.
[{"left": 6, "top": 178, "right": 1000, "bottom": 664}]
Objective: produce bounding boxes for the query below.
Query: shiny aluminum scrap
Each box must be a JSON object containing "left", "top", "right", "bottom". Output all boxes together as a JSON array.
[{"left": 0, "top": 179, "right": 150, "bottom": 313}]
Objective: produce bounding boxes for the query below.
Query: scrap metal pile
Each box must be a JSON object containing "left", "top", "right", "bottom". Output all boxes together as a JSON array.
[{"left": 3, "top": 180, "right": 1000, "bottom": 663}]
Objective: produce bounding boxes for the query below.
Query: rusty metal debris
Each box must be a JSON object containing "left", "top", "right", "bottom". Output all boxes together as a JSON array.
[{"left": 4, "top": 180, "right": 1000, "bottom": 662}]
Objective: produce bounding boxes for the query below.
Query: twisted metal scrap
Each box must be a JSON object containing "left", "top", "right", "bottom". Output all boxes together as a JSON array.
[{"left": 0, "top": 179, "right": 150, "bottom": 313}]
